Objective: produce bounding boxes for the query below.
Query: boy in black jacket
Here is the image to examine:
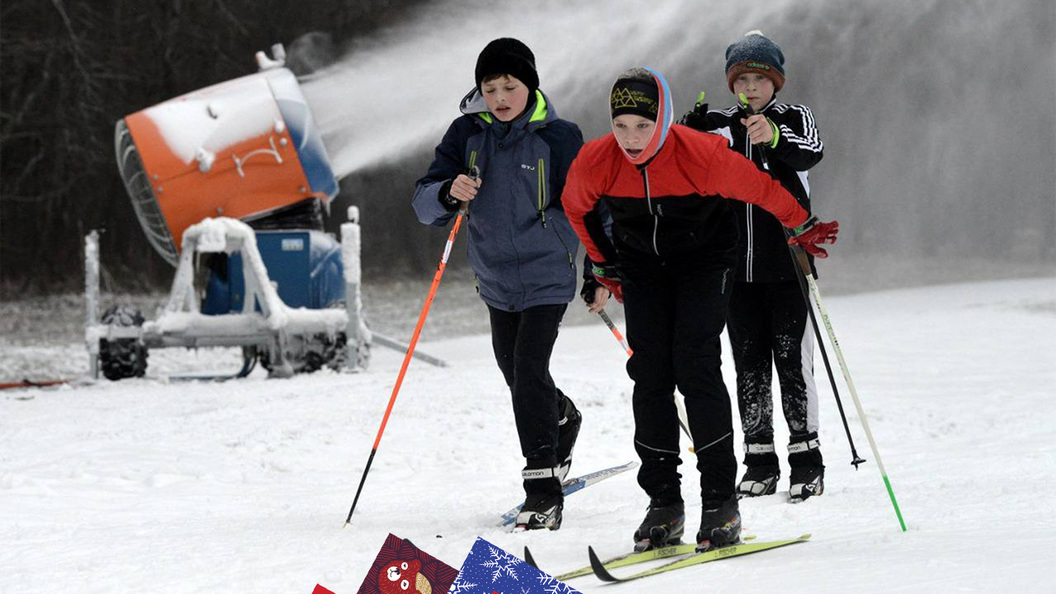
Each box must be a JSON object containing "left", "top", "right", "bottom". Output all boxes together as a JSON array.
[{"left": 681, "top": 31, "right": 827, "bottom": 502}]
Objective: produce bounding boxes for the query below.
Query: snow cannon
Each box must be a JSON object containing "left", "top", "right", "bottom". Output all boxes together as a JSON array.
[
  {"left": 90, "top": 45, "right": 446, "bottom": 381},
  {"left": 114, "top": 44, "right": 339, "bottom": 266}
]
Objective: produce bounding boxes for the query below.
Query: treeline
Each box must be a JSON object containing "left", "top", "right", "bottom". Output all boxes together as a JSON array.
[{"left": 0, "top": 0, "right": 427, "bottom": 295}]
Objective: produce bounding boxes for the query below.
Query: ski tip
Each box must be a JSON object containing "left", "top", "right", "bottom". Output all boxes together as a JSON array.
[
  {"left": 523, "top": 546, "right": 539, "bottom": 569},
  {"left": 587, "top": 545, "right": 621, "bottom": 583}
]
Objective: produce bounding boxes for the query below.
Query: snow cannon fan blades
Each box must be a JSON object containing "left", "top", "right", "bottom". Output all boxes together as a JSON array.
[{"left": 114, "top": 44, "right": 339, "bottom": 266}]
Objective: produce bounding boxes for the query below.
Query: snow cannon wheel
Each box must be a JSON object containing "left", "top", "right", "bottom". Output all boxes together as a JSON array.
[
  {"left": 99, "top": 305, "right": 148, "bottom": 381},
  {"left": 258, "top": 331, "right": 347, "bottom": 375}
]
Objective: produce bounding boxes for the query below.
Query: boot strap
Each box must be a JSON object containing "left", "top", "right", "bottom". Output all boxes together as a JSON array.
[
  {"left": 788, "top": 438, "right": 821, "bottom": 454},
  {"left": 522, "top": 466, "right": 561, "bottom": 480},
  {"left": 743, "top": 442, "right": 776, "bottom": 455}
]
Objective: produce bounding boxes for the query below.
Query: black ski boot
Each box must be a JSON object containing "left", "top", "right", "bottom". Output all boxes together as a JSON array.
[
  {"left": 737, "top": 438, "right": 780, "bottom": 498},
  {"left": 696, "top": 496, "right": 741, "bottom": 552},
  {"left": 555, "top": 393, "right": 582, "bottom": 482},
  {"left": 515, "top": 456, "right": 564, "bottom": 531},
  {"left": 788, "top": 433, "right": 824, "bottom": 503},
  {"left": 632, "top": 499, "right": 686, "bottom": 552}
]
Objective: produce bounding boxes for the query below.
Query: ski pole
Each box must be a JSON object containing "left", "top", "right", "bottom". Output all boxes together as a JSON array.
[
  {"left": 740, "top": 95, "right": 905, "bottom": 530},
  {"left": 739, "top": 94, "right": 864, "bottom": 468},
  {"left": 344, "top": 166, "right": 477, "bottom": 528},
  {"left": 597, "top": 308, "right": 632, "bottom": 356},
  {"left": 786, "top": 246, "right": 907, "bottom": 532},
  {"left": 597, "top": 307, "right": 695, "bottom": 451},
  {"left": 784, "top": 237, "right": 866, "bottom": 469}
]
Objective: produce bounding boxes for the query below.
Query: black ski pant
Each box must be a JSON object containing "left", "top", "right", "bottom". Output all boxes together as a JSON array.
[
  {"left": 488, "top": 303, "right": 568, "bottom": 462},
  {"left": 621, "top": 257, "right": 737, "bottom": 505},
  {"left": 727, "top": 280, "right": 820, "bottom": 448}
]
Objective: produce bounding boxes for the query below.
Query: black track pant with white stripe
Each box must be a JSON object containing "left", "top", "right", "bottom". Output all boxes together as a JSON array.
[
  {"left": 727, "top": 280, "right": 819, "bottom": 442},
  {"left": 622, "top": 256, "right": 738, "bottom": 505}
]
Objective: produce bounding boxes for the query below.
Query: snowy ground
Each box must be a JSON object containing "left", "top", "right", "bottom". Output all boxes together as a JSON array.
[{"left": 2, "top": 277, "right": 1055, "bottom": 593}]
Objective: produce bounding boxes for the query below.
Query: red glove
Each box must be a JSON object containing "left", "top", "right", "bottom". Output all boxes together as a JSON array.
[
  {"left": 788, "top": 216, "right": 839, "bottom": 258},
  {"left": 592, "top": 262, "right": 624, "bottom": 303}
]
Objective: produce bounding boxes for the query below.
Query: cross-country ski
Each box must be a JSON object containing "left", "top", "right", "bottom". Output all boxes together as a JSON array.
[{"left": 588, "top": 534, "right": 811, "bottom": 583}]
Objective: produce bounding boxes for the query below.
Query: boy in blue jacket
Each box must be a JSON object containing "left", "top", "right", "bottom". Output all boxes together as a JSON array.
[{"left": 412, "top": 38, "right": 585, "bottom": 530}]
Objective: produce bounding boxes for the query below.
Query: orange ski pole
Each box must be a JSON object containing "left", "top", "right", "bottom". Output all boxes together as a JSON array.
[
  {"left": 598, "top": 308, "right": 632, "bottom": 356},
  {"left": 344, "top": 183, "right": 474, "bottom": 527}
]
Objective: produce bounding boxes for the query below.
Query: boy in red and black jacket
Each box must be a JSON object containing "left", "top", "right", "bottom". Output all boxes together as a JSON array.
[
  {"left": 681, "top": 31, "right": 827, "bottom": 502},
  {"left": 562, "top": 67, "right": 837, "bottom": 552}
]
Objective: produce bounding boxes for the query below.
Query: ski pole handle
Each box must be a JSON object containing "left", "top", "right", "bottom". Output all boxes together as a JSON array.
[{"left": 739, "top": 92, "right": 771, "bottom": 170}]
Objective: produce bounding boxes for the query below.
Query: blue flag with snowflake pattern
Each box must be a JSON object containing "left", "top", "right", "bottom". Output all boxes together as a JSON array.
[{"left": 448, "top": 537, "right": 581, "bottom": 594}]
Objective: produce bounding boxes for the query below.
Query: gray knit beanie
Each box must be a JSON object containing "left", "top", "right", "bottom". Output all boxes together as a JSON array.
[{"left": 725, "top": 30, "right": 786, "bottom": 92}]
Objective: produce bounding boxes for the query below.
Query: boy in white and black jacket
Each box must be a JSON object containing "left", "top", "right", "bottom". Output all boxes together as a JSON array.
[{"left": 681, "top": 31, "right": 827, "bottom": 502}]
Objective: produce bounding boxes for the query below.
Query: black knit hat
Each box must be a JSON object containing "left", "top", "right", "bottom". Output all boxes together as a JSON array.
[
  {"left": 610, "top": 69, "right": 660, "bottom": 121},
  {"left": 475, "top": 38, "right": 539, "bottom": 94},
  {"left": 725, "top": 30, "right": 786, "bottom": 92}
]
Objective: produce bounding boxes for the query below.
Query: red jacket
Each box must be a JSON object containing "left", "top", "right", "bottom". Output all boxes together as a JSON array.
[{"left": 564, "top": 124, "right": 809, "bottom": 265}]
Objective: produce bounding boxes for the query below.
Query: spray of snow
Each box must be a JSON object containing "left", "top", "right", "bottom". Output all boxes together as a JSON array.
[
  {"left": 299, "top": 0, "right": 1055, "bottom": 269},
  {"left": 302, "top": 0, "right": 794, "bottom": 178}
]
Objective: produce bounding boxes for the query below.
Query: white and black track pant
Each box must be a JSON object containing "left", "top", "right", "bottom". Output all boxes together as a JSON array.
[{"left": 727, "top": 280, "right": 819, "bottom": 441}]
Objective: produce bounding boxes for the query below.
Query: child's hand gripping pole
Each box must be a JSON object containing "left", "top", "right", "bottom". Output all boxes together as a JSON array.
[
  {"left": 738, "top": 93, "right": 837, "bottom": 258},
  {"left": 679, "top": 90, "right": 708, "bottom": 128},
  {"left": 738, "top": 92, "right": 774, "bottom": 170}
]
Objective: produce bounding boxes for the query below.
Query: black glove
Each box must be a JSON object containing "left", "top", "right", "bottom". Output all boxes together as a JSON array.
[
  {"left": 438, "top": 180, "right": 460, "bottom": 211},
  {"left": 580, "top": 274, "right": 602, "bottom": 304},
  {"left": 678, "top": 91, "right": 709, "bottom": 130},
  {"left": 590, "top": 261, "right": 624, "bottom": 303}
]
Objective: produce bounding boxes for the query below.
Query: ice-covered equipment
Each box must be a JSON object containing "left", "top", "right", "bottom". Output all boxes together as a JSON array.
[
  {"left": 115, "top": 45, "right": 339, "bottom": 267},
  {"left": 95, "top": 45, "right": 363, "bottom": 379},
  {"left": 85, "top": 216, "right": 370, "bottom": 379},
  {"left": 93, "top": 45, "right": 444, "bottom": 380}
]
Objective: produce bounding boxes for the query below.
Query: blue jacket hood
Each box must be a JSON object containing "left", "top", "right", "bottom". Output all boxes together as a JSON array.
[{"left": 459, "top": 87, "right": 558, "bottom": 132}]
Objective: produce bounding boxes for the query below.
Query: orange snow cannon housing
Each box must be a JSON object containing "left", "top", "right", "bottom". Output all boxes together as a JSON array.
[{"left": 115, "top": 60, "right": 339, "bottom": 266}]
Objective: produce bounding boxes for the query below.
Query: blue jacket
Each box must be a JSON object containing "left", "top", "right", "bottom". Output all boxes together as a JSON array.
[{"left": 412, "top": 88, "right": 584, "bottom": 312}]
